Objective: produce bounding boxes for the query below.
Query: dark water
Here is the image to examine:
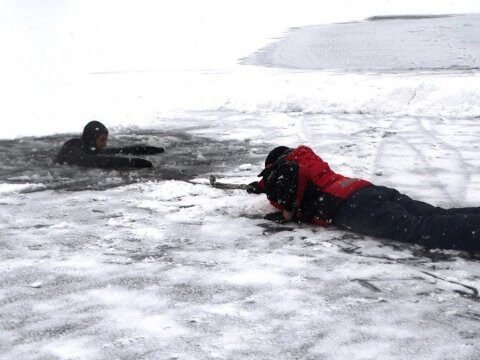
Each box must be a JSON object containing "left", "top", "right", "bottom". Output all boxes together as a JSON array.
[
  {"left": 0, "top": 130, "right": 269, "bottom": 192},
  {"left": 366, "top": 15, "right": 452, "bottom": 21}
]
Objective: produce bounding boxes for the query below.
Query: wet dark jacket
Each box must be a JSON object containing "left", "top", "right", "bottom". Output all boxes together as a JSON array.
[{"left": 55, "top": 121, "right": 163, "bottom": 169}]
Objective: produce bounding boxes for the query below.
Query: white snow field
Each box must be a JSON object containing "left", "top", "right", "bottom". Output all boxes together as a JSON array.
[{"left": 2, "top": 1, "right": 480, "bottom": 359}]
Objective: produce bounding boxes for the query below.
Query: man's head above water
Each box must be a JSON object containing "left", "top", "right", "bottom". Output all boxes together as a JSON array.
[{"left": 82, "top": 121, "right": 109, "bottom": 150}]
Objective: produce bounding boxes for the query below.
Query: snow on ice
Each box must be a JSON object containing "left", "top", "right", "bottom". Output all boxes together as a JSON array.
[{"left": 2, "top": 1, "right": 480, "bottom": 359}]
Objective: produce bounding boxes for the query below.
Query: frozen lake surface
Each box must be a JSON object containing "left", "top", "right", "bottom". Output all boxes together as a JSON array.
[
  {"left": 245, "top": 14, "right": 480, "bottom": 71},
  {"left": 2, "top": 110, "right": 480, "bottom": 359},
  {"left": 2, "top": 7, "right": 480, "bottom": 360}
]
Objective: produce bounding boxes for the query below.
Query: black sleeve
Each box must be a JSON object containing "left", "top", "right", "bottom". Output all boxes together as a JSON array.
[
  {"left": 264, "top": 161, "right": 299, "bottom": 211},
  {"left": 101, "top": 146, "right": 164, "bottom": 155},
  {"left": 246, "top": 181, "right": 265, "bottom": 194},
  {"left": 63, "top": 145, "right": 152, "bottom": 169}
]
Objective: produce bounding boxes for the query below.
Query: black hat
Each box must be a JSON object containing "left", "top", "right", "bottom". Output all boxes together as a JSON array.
[
  {"left": 258, "top": 146, "right": 293, "bottom": 176},
  {"left": 264, "top": 146, "right": 292, "bottom": 167},
  {"left": 82, "top": 121, "right": 109, "bottom": 147}
]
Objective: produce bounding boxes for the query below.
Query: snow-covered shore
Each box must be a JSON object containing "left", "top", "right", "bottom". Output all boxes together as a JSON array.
[{"left": 2, "top": 1, "right": 480, "bottom": 138}]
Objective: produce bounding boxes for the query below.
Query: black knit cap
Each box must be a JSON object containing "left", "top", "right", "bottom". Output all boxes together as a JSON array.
[
  {"left": 258, "top": 146, "right": 293, "bottom": 176},
  {"left": 82, "top": 121, "right": 109, "bottom": 147},
  {"left": 265, "top": 146, "right": 292, "bottom": 167}
]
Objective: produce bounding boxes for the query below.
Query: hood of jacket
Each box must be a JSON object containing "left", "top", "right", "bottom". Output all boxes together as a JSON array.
[{"left": 81, "top": 121, "right": 108, "bottom": 151}]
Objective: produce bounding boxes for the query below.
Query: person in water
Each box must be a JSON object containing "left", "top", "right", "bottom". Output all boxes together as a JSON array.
[
  {"left": 247, "top": 145, "right": 480, "bottom": 252},
  {"left": 56, "top": 121, "right": 164, "bottom": 169}
]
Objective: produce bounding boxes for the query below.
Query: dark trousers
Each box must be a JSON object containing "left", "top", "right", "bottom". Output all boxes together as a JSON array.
[{"left": 333, "top": 185, "right": 480, "bottom": 252}]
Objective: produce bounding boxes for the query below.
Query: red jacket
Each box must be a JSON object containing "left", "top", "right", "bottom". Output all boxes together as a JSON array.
[{"left": 260, "top": 145, "right": 371, "bottom": 226}]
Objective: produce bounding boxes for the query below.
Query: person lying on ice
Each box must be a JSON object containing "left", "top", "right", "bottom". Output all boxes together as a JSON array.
[
  {"left": 56, "top": 121, "right": 164, "bottom": 169},
  {"left": 247, "top": 145, "right": 480, "bottom": 252}
]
